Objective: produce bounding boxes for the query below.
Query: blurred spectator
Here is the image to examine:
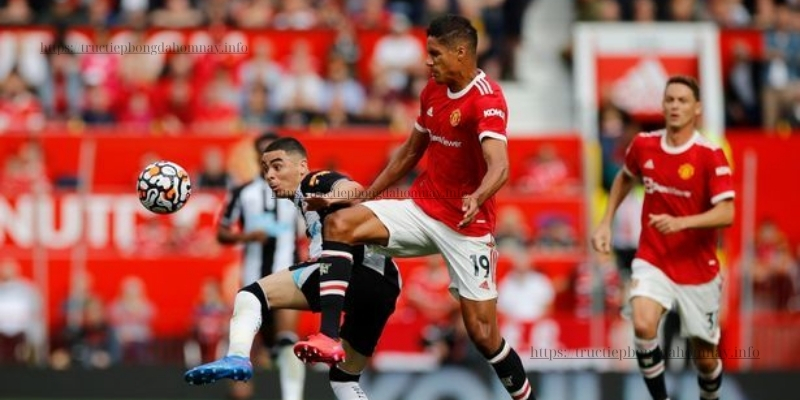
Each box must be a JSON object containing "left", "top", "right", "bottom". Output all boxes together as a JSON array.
[
  {"left": 497, "top": 245, "right": 557, "bottom": 352},
  {"left": 0, "top": 0, "right": 33, "bottom": 25},
  {"left": 370, "top": 12, "right": 424, "bottom": 95},
  {"left": 197, "top": 147, "right": 233, "bottom": 189},
  {"left": 63, "top": 298, "right": 120, "bottom": 369},
  {"left": 184, "top": 278, "right": 229, "bottom": 366},
  {"left": 108, "top": 276, "right": 156, "bottom": 365},
  {"left": 495, "top": 204, "right": 532, "bottom": 251},
  {"left": 0, "top": 258, "right": 44, "bottom": 365},
  {"left": 320, "top": 54, "right": 367, "bottom": 127},
  {"left": 352, "top": 0, "right": 393, "bottom": 30},
  {"left": 497, "top": 247, "right": 555, "bottom": 322},
  {"left": 1, "top": 140, "right": 50, "bottom": 193},
  {"left": 150, "top": 0, "right": 203, "bottom": 28},
  {"left": 272, "top": 40, "right": 324, "bottom": 127},
  {"left": 725, "top": 40, "right": 763, "bottom": 127},
  {"left": 751, "top": 219, "right": 798, "bottom": 311},
  {"left": 238, "top": 38, "right": 284, "bottom": 94},
  {"left": 40, "top": 50, "right": 83, "bottom": 121},
  {"left": 231, "top": 0, "right": 275, "bottom": 28},
  {"left": 0, "top": 70, "right": 45, "bottom": 133},
  {"left": 193, "top": 70, "right": 240, "bottom": 134},
  {"left": 708, "top": 0, "right": 752, "bottom": 27},
  {"left": 273, "top": 0, "right": 319, "bottom": 30},
  {"left": 329, "top": 21, "right": 362, "bottom": 70},
  {"left": 81, "top": 84, "right": 116, "bottom": 125},
  {"left": 404, "top": 256, "right": 459, "bottom": 362},
  {"left": 515, "top": 144, "right": 577, "bottom": 195},
  {"left": 761, "top": 4, "right": 800, "bottom": 130},
  {"left": 62, "top": 271, "right": 100, "bottom": 336},
  {"left": 532, "top": 213, "right": 579, "bottom": 252}
]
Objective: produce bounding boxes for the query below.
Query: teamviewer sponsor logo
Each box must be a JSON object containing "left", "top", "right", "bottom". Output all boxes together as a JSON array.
[
  {"left": 483, "top": 108, "right": 505, "bottom": 120},
  {"left": 429, "top": 133, "right": 462, "bottom": 148}
]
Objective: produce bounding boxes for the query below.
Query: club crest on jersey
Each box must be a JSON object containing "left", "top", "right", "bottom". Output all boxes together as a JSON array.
[
  {"left": 450, "top": 109, "right": 461, "bottom": 126},
  {"left": 678, "top": 163, "right": 694, "bottom": 180}
]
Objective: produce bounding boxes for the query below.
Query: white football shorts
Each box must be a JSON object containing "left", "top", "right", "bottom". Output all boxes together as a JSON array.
[
  {"left": 361, "top": 199, "right": 498, "bottom": 301},
  {"left": 626, "top": 258, "right": 723, "bottom": 345}
]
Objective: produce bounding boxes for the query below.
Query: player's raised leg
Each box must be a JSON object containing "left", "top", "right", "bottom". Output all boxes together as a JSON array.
[
  {"left": 631, "top": 296, "right": 670, "bottom": 400},
  {"left": 185, "top": 266, "right": 312, "bottom": 385},
  {"left": 294, "top": 205, "right": 390, "bottom": 364}
]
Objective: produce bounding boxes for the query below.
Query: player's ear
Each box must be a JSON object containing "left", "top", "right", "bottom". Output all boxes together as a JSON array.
[
  {"left": 694, "top": 101, "right": 702, "bottom": 117},
  {"left": 299, "top": 159, "right": 309, "bottom": 175}
]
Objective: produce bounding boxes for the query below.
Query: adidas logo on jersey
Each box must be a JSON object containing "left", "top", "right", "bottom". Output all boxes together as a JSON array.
[
  {"left": 427, "top": 107, "right": 433, "bottom": 117},
  {"left": 479, "top": 280, "right": 490, "bottom": 290},
  {"left": 644, "top": 159, "right": 655, "bottom": 169}
]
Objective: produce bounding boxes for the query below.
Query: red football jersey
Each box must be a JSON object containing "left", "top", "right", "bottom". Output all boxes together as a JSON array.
[
  {"left": 623, "top": 130, "right": 735, "bottom": 284},
  {"left": 411, "top": 70, "right": 508, "bottom": 237}
]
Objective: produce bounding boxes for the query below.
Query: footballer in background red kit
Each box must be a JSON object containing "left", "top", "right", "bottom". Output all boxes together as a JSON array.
[
  {"left": 592, "top": 75, "right": 735, "bottom": 400},
  {"left": 622, "top": 129, "right": 734, "bottom": 284}
]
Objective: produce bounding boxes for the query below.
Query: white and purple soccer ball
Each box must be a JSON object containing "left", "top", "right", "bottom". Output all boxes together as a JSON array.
[{"left": 137, "top": 160, "right": 192, "bottom": 214}]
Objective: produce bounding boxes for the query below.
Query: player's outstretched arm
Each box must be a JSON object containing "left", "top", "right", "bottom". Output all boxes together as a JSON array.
[
  {"left": 592, "top": 170, "right": 636, "bottom": 253},
  {"left": 363, "top": 127, "right": 430, "bottom": 200}
]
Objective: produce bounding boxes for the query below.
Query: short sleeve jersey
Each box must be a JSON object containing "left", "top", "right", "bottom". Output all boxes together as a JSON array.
[
  {"left": 412, "top": 70, "right": 508, "bottom": 237},
  {"left": 623, "top": 130, "right": 735, "bottom": 284}
]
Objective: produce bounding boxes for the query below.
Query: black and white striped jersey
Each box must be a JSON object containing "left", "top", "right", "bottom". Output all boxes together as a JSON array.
[
  {"left": 219, "top": 177, "right": 299, "bottom": 284},
  {"left": 292, "top": 170, "right": 401, "bottom": 288}
]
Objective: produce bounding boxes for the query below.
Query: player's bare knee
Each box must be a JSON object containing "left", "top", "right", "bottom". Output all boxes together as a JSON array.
[
  {"left": 694, "top": 354, "right": 719, "bottom": 373},
  {"left": 632, "top": 316, "right": 659, "bottom": 339},
  {"left": 323, "top": 211, "right": 355, "bottom": 243}
]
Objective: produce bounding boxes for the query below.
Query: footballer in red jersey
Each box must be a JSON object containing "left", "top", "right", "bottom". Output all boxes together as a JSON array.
[
  {"left": 294, "top": 14, "right": 537, "bottom": 400},
  {"left": 592, "top": 76, "right": 734, "bottom": 400}
]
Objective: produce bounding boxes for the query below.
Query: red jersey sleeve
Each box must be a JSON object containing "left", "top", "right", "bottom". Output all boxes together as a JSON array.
[
  {"left": 475, "top": 93, "right": 508, "bottom": 143},
  {"left": 414, "top": 81, "right": 432, "bottom": 133},
  {"left": 707, "top": 148, "right": 735, "bottom": 205},
  {"left": 623, "top": 134, "right": 642, "bottom": 178}
]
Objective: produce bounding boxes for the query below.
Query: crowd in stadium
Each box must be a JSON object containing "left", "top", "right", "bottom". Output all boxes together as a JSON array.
[{"left": 0, "top": 0, "right": 529, "bottom": 135}]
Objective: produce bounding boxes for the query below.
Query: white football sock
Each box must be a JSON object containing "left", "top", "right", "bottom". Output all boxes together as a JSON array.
[
  {"left": 331, "top": 380, "right": 369, "bottom": 400},
  {"left": 277, "top": 344, "right": 306, "bottom": 400},
  {"left": 226, "top": 291, "right": 264, "bottom": 358}
]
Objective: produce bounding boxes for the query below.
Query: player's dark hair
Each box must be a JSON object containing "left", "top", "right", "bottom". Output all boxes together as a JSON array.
[
  {"left": 254, "top": 131, "right": 280, "bottom": 153},
  {"left": 264, "top": 137, "right": 307, "bottom": 158},
  {"left": 666, "top": 75, "right": 701, "bottom": 101},
  {"left": 426, "top": 15, "right": 478, "bottom": 55}
]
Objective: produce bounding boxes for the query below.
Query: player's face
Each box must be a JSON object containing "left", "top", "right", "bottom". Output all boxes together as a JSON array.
[
  {"left": 426, "top": 37, "right": 460, "bottom": 84},
  {"left": 262, "top": 150, "right": 308, "bottom": 198},
  {"left": 662, "top": 83, "right": 701, "bottom": 131}
]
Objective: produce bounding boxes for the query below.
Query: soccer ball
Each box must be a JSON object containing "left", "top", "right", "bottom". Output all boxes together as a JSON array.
[{"left": 137, "top": 160, "right": 192, "bottom": 214}]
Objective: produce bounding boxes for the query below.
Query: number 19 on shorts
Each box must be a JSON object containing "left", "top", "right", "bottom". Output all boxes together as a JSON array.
[{"left": 470, "top": 248, "right": 498, "bottom": 281}]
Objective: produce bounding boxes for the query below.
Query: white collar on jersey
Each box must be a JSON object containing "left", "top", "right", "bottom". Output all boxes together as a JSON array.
[
  {"left": 447, "top": 69, "right": 486, "bottom": 100},
  {"left": 660, "top": 129, "right": 700, "bottom": 155}
]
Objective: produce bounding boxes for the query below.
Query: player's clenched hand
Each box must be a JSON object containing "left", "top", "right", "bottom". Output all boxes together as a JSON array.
[
  {"left": 648, "top": 213, "right": 685, "bottom": 234},
  {"left": 459, "top": 195, "right": 479, "bottom": 228},
  {"left": 591, "top": 225, "right": 612, "bottom": 254}
]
